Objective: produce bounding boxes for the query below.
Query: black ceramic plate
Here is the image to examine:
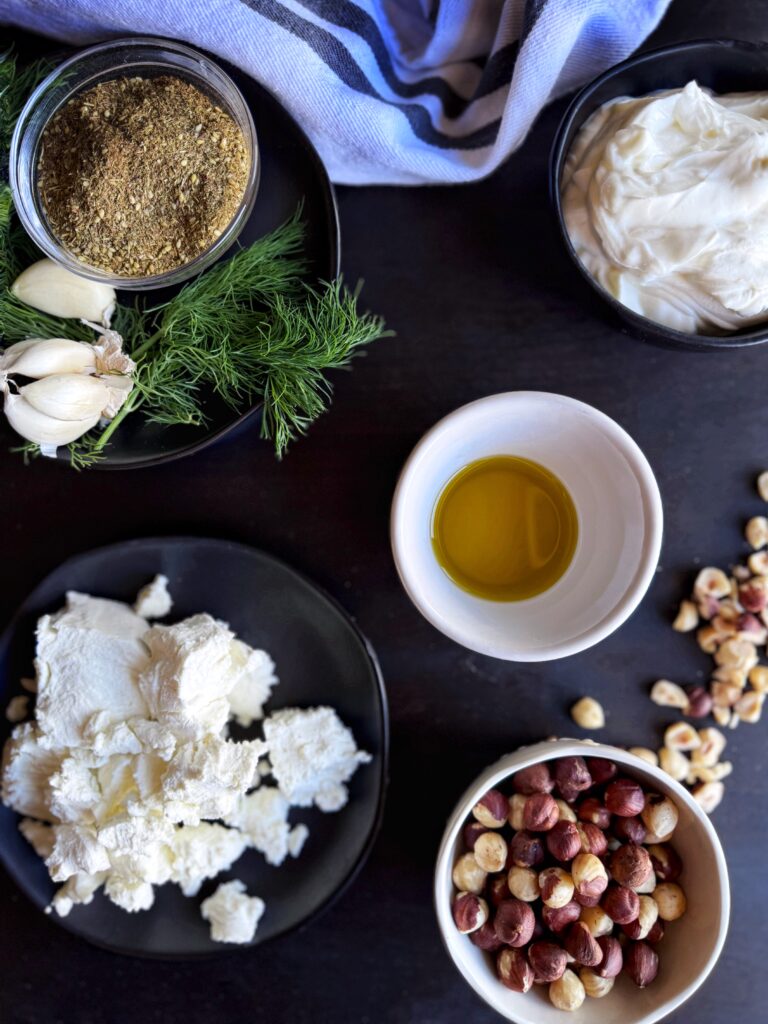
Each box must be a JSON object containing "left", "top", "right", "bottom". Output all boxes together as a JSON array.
[{"left": 0, "top": 538, "right": 387, "bottom": 957}]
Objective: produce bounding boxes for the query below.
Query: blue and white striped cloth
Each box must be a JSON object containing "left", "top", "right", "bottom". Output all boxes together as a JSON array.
[{"left": 1, "top": 0, "right": 670, "bottom": 184}]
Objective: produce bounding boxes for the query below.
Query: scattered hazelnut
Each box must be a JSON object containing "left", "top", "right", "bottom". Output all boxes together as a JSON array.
[
  {"left": 474, "top": 831, "right": 508, "bottom": 873},
  {"left": 512, "top": 763, "right": 554, "bottom": 795},
  {"left": 605, "top": 778, "right": 645, "bottom": 817},
  {"left": 609, "top": 844, "right": 652, "bottom": 888},
  {"left": 579, "top": 904, "right": 614, "bottom": 938},
  {"left": 672, "top": 600, "right": 699, "bottom": 632},
  {"left": 624, "top": 941, "right": 659, "bottom": 988},
  {"left": 547, "top": 820, "right": 582, "bottom": 862},
  {"left": 748, "top": 551, "right": 768, "bottom": 576},
  {"left": 612, "top": 816, "right": 646, "bottom": 845},
  {"left": 524, "top": 792, "right": 559, "bottom": 832},
  {"left": 685, "top": 685, "right": 713, "bottom": 719},
  {"left": 497, "top": 948, "right": 534, "bottom": 993},
  {"left": 628, "top": 747, "right": 659, "bottom": 767},
  {"left": 650, "top": 679, "right": 690, "bottom": 710},
  {"left": 664, "top": 721, "right": 701, "bottom": 752},
  {"left": 542, "top": 900, "right": 581, "bottom": 934},
  {"left": 577, "top": 798, "right": 611, "bottom": 830},
  {"left": 579, "top": 968, "right": 614, "bottom": 998},
  {"left": 694, "top": 567, "right": 731, "bottom": 600},
  {"left": 472, "top": 789, "right": 509, "bottom": 828},
  {"left": 529, "top": 941, "right": 567, "bottom": 984},
  {"left": 641, "top": 794, "right": 679, "bottom": 840},
  {"left": 713, "top": 705, "right": 732, "bottom": 727},
  {"left": 691, "top": 727, "right": 726, "bottom": 768},
  {"left": 575, "top": 822, "right": 608, "bottom": 857},
  {"left": 745, "top": 516, "right": 768, "bottom": 550},
  {"left": 487, "top": 874, "right": 511, "bottom": 907},
  {"left": 539, "top": 867, "right": 575, "bottom": 909},
  {"left": 715, "top": 637, "right": 758, "bottom": 672},
  {"left": 698, "top": 624, "right": 724, "bottom": 653},
  {"left": 622, "top": 894, "right": 659, "bottom": 940},
  {"left": 711, "top": 680, "right": 743, "bottom": 708},
  {"left": 692, "top": 780, "right": 725, "bottom": 814},
  {"left": 452, "top": 892, "right": 488, "bottom": 933},
  {"left": 739, "top": 577, "right": 768, "bottom": 613},
  {"left": 653, "top": 882, "right": 687, "bottom": 921},
  {"left": 586, "top": 757, "right": 617, "bottom": 785},
  {"left": 735, "top": 689, "right": 764, "bottom": 723},
  {"left": 462, "top": 821, "right": 489, "bottom": 850},
  {"left": 469, "top": 921, "right": 503, "bottom": 951},
  {"left": 571, "top": 853, "right": 608, "bottom": 902},
  {"left": 507, "top": 865, "right": 540, "bottom": 903},
  {"left": 494, "top": 898, "right": 536, "bottom": 947},
  {"left": 758, "top": 470, "right": 768, "bottom": 502},
  {"left": 602, "top": 884, "right": 640, "bottom": 924},
  {"left": 659, "top": 746, "right": 690, "bottom": 782},
  {"left": 555, "top": 799, "right": 577, "bottom": 822},
  {"left": 748, "top": 665, "right": 768, "bottom": 692},
  {"left": 570, "top": 696, "right": 605, "bottom": 730},
  {"left": 548, "top": 969, "right": 585, "bottom": 1011},
  {"left": 712, "top": 664, "right": 748, "bottom": 687},
  {"left": 452, "top": 852, "right": 487, "bottom": 894},
  {"left": 554, "top": 757, "right": 592, "bottom": 800},
  {"left": 509, "top": 830, "right": 544, "bottom": 868},
  {"left": 508, "top": 793, "right": 527, "bottom": 831},
  {"left": 647, "top": 843, "right": 682, "bottom": 882},
  {"left": 594, "top": 935, "right": 623, "bottom": 978},
  {"left": 564, "top": 921, "right": 603, "bottom": 967}
]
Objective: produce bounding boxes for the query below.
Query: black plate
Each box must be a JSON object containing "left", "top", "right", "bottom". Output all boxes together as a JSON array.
[
  {"left": 0, "top": 537, "right": 387, "bottom": 957},
  {"left": 550, "top": 39, "right": 768, "bottom": 352}
]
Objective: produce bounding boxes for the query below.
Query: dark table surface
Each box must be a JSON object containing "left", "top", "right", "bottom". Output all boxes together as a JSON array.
[{"left": 2, "top": 1, "right": 767, "bottom": 1021}]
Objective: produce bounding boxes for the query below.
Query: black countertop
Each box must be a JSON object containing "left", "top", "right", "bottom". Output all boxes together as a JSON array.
[{"left": 1, "top": 1, "right": 767, "bottom": 1021}]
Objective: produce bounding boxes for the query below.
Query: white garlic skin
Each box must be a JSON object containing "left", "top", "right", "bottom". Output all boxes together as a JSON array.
[
  {"left": 2, "top": 386, "right": 100, "bottom": 453},
  {"left": 0, "top": 338, "right": 97, "bottom": 378},
  {"left": 20, "top": 373, "right": 111, "bottom": 422},
  {"left": 11, "top": 259, "right": 116, "bottom": 327}
]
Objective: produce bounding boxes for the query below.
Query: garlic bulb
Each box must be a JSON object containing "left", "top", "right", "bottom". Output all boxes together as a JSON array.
[
  {"left": 0, "top": 338, "right": 97, "bottom": 378},
  {"left": 1, "top": 381, "right": 101, "bottom": 456},
  {"left": 20, "top": 374, "right": 111, "bottom": 422},
  {"left": 11, "top": 260, "right": 116, "bottom": 327}
]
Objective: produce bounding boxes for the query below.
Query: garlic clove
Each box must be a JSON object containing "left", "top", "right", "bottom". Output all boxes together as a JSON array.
[
  {"left": 101, "top": 374, "right": 134, "bottom": 419},
  {"left": 11, "top": 259, "right": 116, "bottom": 327},
  {"left": 20, "top": 373, "right": 111, "bottom": 422},
  {"left": 0, "top": 338, "right": 97, "bottom": 378},
  {"left": 2, "top": 383, "right": 100, "bottom": 454}
]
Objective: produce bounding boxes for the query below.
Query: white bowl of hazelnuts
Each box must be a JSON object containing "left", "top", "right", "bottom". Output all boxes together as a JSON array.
[{"left": 434, "top": 739, "right": 729, "bottom": 1024}]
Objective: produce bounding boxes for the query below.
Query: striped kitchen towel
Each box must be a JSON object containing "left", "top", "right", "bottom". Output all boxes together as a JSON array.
[{"left": 1, "top": 0, "right": 670, "bottom": 185}]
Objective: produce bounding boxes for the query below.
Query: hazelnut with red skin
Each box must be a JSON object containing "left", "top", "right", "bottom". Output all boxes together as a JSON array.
[
  {"left": 564, "top": 921, "right": 603, "bottom": 967},
  {"left": 523, "top": 792, "right": 559, "bottom": 832},
  {"left": 546, "top": 820, "right": 582, "bottom": 862},
  {"left": 612, "top": 816, "right": 647, "bottom": 845},
  {"left": 554, "top": 757, "right": 592, "bottom": 801},
  {"left": 497, "top": 948, "right": 535, "bottom": 993},
  {"left": 609, "top": 843, "right": 653, "bottom": 888},
  {"left": 472, "top": 789, "right": 509, "bottom": 828},
  {"left": 738, "top": 581, "right": 767, "bottom": 613},
  {"left": 646, "top": 919, "right": 665, "bottom": 944},
  {"left": 541, "top": 900, "right": 581, "bottom": 934},
  {"left": 487, "top": 874, "right": 510, "bottom": 908},
  {"left": 453, "top": 892, "right": 488, "bottom": 933},
  {"left": 509, "top": 830, "right": 545, "bottom": 868},
  {"left": 574, "top": 890, "right": 601, "bottom": 908},
  {"left": 648, "top": 843, "right": 683, "bottom": 882},
  {"left": 586, "top": 757, "right": 618, "bottom": 785},
  {"left": 602, "top": 884, "right": 640, "bottom": 924},
  {"left": 624, "top": 941, "right": 659, "bottom": 988},
  {"left": 494, "top": 898, "right": 536, "bottom": 947},
  {"left": 470, "top": 921, "right": 503, "bottom": 951},
  {"left": 463, "top": 821, "right": 489, "bottom": 850},
  {"left": 512, "top": 763, "right": 554, "bottom": 795},
  {"left": 529, "top": 941, "right": 568, "bottom": 983},
  {"left": 577, "top": 798, "right": 611, "bottom": 830},
  {"left": 576, "top": 822, "right": 608, "bottom": 857},
  {"left": 594, "top": 936, "right": 623, "bottom": 979},
  {"left": 685, "top": 685, "right": 713, "bottom": 719},
  {"left": 605, "top": 778, "right": 645, "bottom": 817}
]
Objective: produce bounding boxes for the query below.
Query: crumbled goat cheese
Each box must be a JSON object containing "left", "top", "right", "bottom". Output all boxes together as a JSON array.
[
  {"left": 104, "top": 874, "right": 156, "bottom": 913},
  {"left": 46, "top": 824, "right": 111, "bottom": 882},
  {"left": 134, "top": 574, "right": 173, "bottom": 619},
  {"left": 288, "top": 823, "right": 310, "bottom": 858},
  {"left": 263, "top": 707, "right": 371, "bottom": 810},
  {"left": 5, "top": 695, "right": 29, "bottom": 723},
  {"left": 169, "top": 823, "right": 249, "bottom": 896},
  {"left": 201, "top": 880, "right": 265, "bottom": 944},
  {"left": 224, "top": 786, "right": 292, "bottom": 866},
  {"left": 1, "top": 723, "right": 61, "bottom": 821},
  {"left": 227, "top": 641, "right": 278, "bottom": 727},
  {"left": 52, "top": 871, "right": 107, "bottom": 917},
  {"left": 160, "top": 735, "right": 267, "bottom": 825}
]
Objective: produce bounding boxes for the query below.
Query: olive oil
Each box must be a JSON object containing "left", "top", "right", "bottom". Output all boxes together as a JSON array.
[{"left": 431, "top": 456, "right": 578, "bottom": 601}]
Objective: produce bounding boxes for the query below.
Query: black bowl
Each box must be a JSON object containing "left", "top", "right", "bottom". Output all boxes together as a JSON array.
[
  {"left": 550, "top": 39, "right": 768, "bottom": 352},
  {"left": 0, "top": 537, "right": 388, "bottom": 957}
]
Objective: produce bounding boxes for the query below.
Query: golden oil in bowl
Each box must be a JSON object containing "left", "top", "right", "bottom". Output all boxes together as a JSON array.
[{"left": 431, "top": 456, "right": 578, "bottom": 601}]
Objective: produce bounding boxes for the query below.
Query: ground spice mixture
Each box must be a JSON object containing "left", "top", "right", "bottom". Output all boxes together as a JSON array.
[{"left": 37, "top": 75, "right": 250, "bottom": 277}]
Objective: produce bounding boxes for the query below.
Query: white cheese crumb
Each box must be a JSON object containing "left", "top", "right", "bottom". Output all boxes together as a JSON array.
[
  {"left": 5, "top": 695, "right": 29, "bottom": 723},
  {"left": 52, "top": 870, "right": 107, "bottom": 917},
  {"left": 227, "top": 641, "right": 278, "bottom": 727},
  {"left": 224, "top": 786, "right": 291, "bottom": 866},
  {"left": 1, "top": 723, "right": 61, "bottom": 821},
  {"left": 288, "top": 823, "right": 309, "bottom": 859},
  {"left": 104, "top": 874, "right": 155, "bottom": 913},
  {"left": 134, "top": 574, "right": 173, "bottom": 619},
  {"left": 46, "top": 824, "right": 111, "bottom": 882},
  {"left": 169, "top": 823, "right": 249, "bottom": 897},
  {"left": 201, "top": 880, "right": 265, "bottom": 944},
  {"left": 161, "top": 735, "right": 267, "bottom": 825}
]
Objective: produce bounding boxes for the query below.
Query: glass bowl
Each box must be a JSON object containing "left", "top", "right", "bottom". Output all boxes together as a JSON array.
[{"left": 10, "top": 36, "right": 260, "bottom": 290}]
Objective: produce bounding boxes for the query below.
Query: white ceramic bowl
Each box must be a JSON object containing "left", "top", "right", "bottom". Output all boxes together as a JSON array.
[
  {"left": 391, "top": 392, "right": 663, "bottom": 661},
  {"left": 434, "top": 740, "right": 730, "bottom": 1024}
]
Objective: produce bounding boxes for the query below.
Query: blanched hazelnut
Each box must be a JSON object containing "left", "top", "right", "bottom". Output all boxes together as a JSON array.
[
  {"left": 497, "top": 948, "right": 534, "bottom": 993},
  {"left": 605, "top": 778, "right": 645, "bottom": 817},
  {"left": 524, "top": 792, "right": 559, "bottom": 832},
  {"left": 539, "top": 867, "right": 575, "bottom": 908},
  {"left": 575, "top": 822, "right": 607, "bottom": 857},
  {"left": 612, "top": 816, "right": 646, "bottom": 844},
  {"left": 609, "top": 843, "right": 652, "bottom": 888},
  {"left": 624, "top": 941, "right": 659, "bottom": 988},
  {"left": 474, "top": 831, "right": 508, "bottom": 873},
  {"left": 647, "top": 843, "right": 682, "bottom": 882},
  {"left": 628, "top": 747, "right": 659, "bottom": 767},
  {"left": 577, "top": 798, "right": 611, "bottom": 830},
  {"left": 694, "top": 567, "right": 731, "bottom": 600},
  {"left": 745, "top": 516, "right": 768, "bottom": 550},
  {"left": 659, "top": 746, "right": 690, "bottom": 782},
  {"left": 472, "top": 789, "right": 509, "bottom": 828},
  {"left": 672, "top": 600, "right": 699, "bottom": 632},
  {"left": 586, "top": 757, "right": 617, "bottom": 785},
  {"left": 691, "top": 727, "right": 726, "bottom": 768},
  {"left": 508, "top": 793, "right": 527, "bottom": 830},
  {"left": 542, "top": 900, "right": 581, "bottom": 934},
  {"left": 602, "top": 884, "right": 640, "bottom": 924},
  {"left": 692, "top": 780, "right": 725, "bottom": 813},
  {"left": 664, "top": 721, "right": 701, "bottom": 752},
  {"left": 555, "top": 799, "right": 577, "bottom": 822},
  {"left": 571, "top": 853, "right": 608, "bottom": 901},
  {"left": 749, "top": 551, "right": 768, "bottom": 576},
  {"left": 452, "top": 852, "right": 486, "bottom": 894},
  {"left": 549, "top": 969, "right": 585, "bottom": 1011},
  {"left": 564, "top": 921, "right": 603, "bottom": 967},
  {"left": 641, "top": 794, "right": 679, "bottom": 840},
  {"left": 713, "top": 705, "right": 733, "bottom": 728},
  {"left": 685, "top": 685, "right": 713, "bottom": 719},
  {"left": 510, "top": 830, "right": 544, "bottom": 868},
  {"left": 469, "top": 921, "right": 503, "bottom": 951},
  {"left": 554, "top": 757, "right": 592, "bottom": 800},
  {"left": 494, "top": 898, "right": 535, "bottom": 947},
  {"left": 579, "top": 904, "right": 613, "bottom": 937},
  {"left": 622, "top": 894, "right": 659, "bottom": 940},
  {"left": 512, "top": 763, "right": 554, "bottom": 795},
  {"left": 715, "top": 637, "right": 758, "bottom": 672},
  {"left": 711, "top": 680, "right": 743, "bottom": 708},
  {"left": 462, "top": 821, "right": 489, "bottom": 850},
  {"left": 579, "top": 968, "right": 614, "bottom": 998},
  {"left": 758, "top": 470, "right": 768, "bottom": 502},
  {"left": 735, "top": 689, "right": 764, "bottom": 724},
  {"left": 653, "top": 882, "right": 687, "bottom": 921},
  {"left": 749, "top": 665, "right": 768, "bottom": 692},
  {"left": 547, "top": 820, "right": 582, "bottom": 862},
  {"left": 507, "top": 866, "right": 540, "bottom": 903},
  {"left": 650, "top": 679, "right": 690, "bottom": 710},
  {"left": 487, "top": 874, "right": 510, "bottom": 907},
  {"left": 570, "top": 696, "right": 605, "bottom": 730},
  {"left": 453, "top": 892, "right": 488, "bottom": 933},
  {"left": 529, "top": 941, "right": 567, "bottom": 983}
]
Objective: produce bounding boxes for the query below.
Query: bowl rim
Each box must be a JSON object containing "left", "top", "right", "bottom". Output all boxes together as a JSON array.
[
  {"left": 390, "top": 391, "right": 663, "bottom": 662},
  {"left": 434, "top": 738, "right": 731, "bottom": 1024},
  {"left": 549, "top": 37, "right": 768, "bottom": 351}
]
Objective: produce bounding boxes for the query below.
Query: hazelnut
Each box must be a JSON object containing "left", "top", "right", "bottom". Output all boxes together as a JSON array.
[
  {"left": 574, "top": 890, "right": 601, "bottom": 908},
  {"left": 633, "top": 870, "right": 657, "bottom": 895},
  {"left": 507, "top": 866, "right": 540, "bottom": 903},
  {"left": 512, "top": 763, "right": 554, "bottom": 795},
  {"left": 579, "top": 904, "right": 613, "bottom": 938},
  {"left": 497, "top": 948, "right": 534, "bottom": 993},
  {"left": 659, "top": 746, "right": 690, "bottom": 782},
  {"left": 646, "top": 919, "right": 665, "bottom": 944},
  {"left": 737, "top": 612, "right": 768, "bottom": 645},
  {"left": 757, "top": 470, "right": 768, "bottom": 502},
  {"left": 694, "top": 567, "right": 731, "bottom": 600},
  {"left": 698, "top": 624, "right": 724, "bottom": 653},
  {"left": 548, "top": 969, "right": 585, "bottom": 1012},
  {"left": 624, "top": 941, "right": 659, "bottom": 988},
  {"left": 539, "top": 867, "right": 575, "bottom": 909},
  {"left": 542, "top": 900, "right": 581, "bottom": 934},
  {"left": 529, "top": 941, "right": 568, "bottom": 983},
  {"left": 509, "top": 830, "right": 544, "bottom": 868},
  {"left": 579, "top": 968, "right": 614, "bottom": 998},
  {"left": 575, "top": 822, "right": 608, "bottom": 857},
  {"left": 711, "top": 680, "right": 743, "bottom": 708},
  {"left": 469, "top": 921, "right": 502, "bottom": 951},
  {"left": 508, "top": 793, "right": 527, "bottom": 830},
  {"left": 748, "top": 551, "right": 768, "bottom": 576},
  {"left": 571, "top": 853, "right": 608, "bottom": 901},
  {"left": 524, "top": 792, "right": 559, "bottom": 832},
  {"left": 494, "top": 898, "right": 536, "bottom": 947},
  {"left": 653, "top": 882, "right": 687, "bottom": 921},
  {"left": 715, "top": 637, "right": 758, "bottom": 672},
  {"left": 586, "top": 757, "right": 617, "bottom": 785},
  {"left": 605, "top": 778, "right": 645, "bottom": 817},
  {"left": 692, "top": 780, "right": 725, "bottom": 813},
  {"left": 664, "top": 721, "right": 701, "bottom": 752},
  {"left": 462, "top": 821, "right": 489, "bottom": 850},
  {"left": 577, "top": 798, "right": 611, "bottom": 830},
  {"left": 452, "top": 852, "right": 487, "bottom": 894},
  {"left": 691, "top": 727, "right": 726, "bottom": 768},
  {"left": 650, "top": 679, "right": 690, "bottom": 710},
  {"left": 555, "top": 799, "right": 577, "bottom": 822},
  {"left": 594, "top": 935, "right": 623, "bottom": 978},
  {"left": 628, "top": 746, "right": 659, "bottom": 767},
  {"left": 745, "top": 515, "right": 768, "bottom": 550},
  {"left": 570, "top": 696, "right": 605, "bottom": 730},
  {"left": 647, "top": 843, "right": 682, "bottom": 882},
  {"left": 748, "top": 665, "right": 768, "bottom": 693},
  {"left": 739, "top": 578, "right": 768, "bottom": 613},
  {"left": 473, "top": 831, "right": 508, "bottom": 873},
  {"left": 564, "top": 921, "right": 603, "bottom": 967},
  {"left": 487, "top": 874, "right": 511, "bottom": 907},
  {"left": 602, "top": 884, "right": 640, "bottom": 924},
  {"left": 685, "top": 685, "right": 713, "bottom": 719},
  {"left": 554, "top": 757, "right": 592, "bottom": 800},
  {"left": 609, "top": 843, "right": 652, "bottom": 888},
  {"left": 452, "top": 892, "right": 488, "bottom": 933},
  {"left": 735, "top": 689, "right": 765, "bottom": 724},
  {"left": 672, "top": 600, "right": 699, "bottom": 632},
  {"left": 641, "top": 794, "right": 679, "bottom": 840},
  {"left": 622, "top": 894, "right": 659, "bottom": 940},
  {"left": 547, "top": 820, "right": 582, "bottom": 862},
  {"left": 472, "top": 789, "right": 509, "bottom": 828},
  {"left": 612, "top": 816, "right": 647, "bottom": 844},
  {"left": 713, "top": 705, "right": 733, "bottom": 728}
]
